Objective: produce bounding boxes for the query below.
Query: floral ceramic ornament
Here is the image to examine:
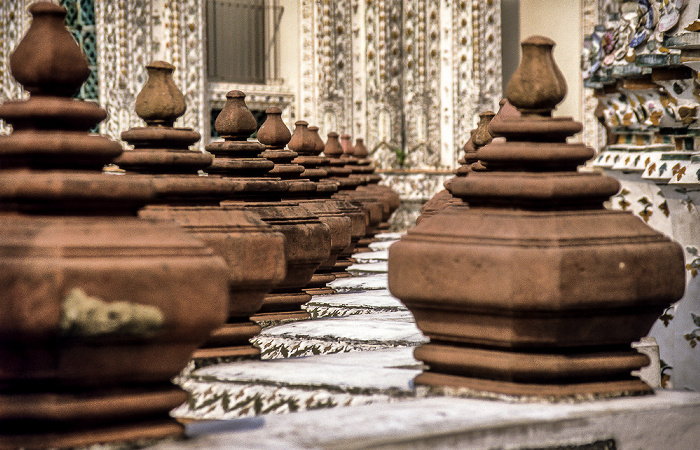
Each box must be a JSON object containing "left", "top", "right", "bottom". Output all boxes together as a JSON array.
[
  {"left": 630, "top": 0, "right": 654, "bottom": 48},
  {"left": 581, "top": 37, "right": 595, "bottom": 79},
  {"left": 658, "top": 0, "right": 686, "bottom": 32},
  {"left": 615, "top": 11, "right": 637, "bottom": 60}
]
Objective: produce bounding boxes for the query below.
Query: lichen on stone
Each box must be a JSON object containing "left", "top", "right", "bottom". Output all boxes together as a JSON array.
[{"left": 60, "top": 287, "right": 164, "bottom": 337}]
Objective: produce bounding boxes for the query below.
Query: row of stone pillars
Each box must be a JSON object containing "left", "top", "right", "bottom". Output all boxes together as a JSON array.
[{"left": 0, "top": 2, "right": 687, "bottom": 448}]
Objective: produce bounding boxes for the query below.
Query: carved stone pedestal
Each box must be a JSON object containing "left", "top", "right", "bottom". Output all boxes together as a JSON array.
[
  {"left": 0, "top": 3, "right": 229, "bottom": 446},
  {"left": 389, "top": 36, "right": 686, "bottom": 399}
]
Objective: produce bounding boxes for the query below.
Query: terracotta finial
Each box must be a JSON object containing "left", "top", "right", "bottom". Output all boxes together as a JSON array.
[
  {"left": 10, "top": 2, "right": 90, "bottom": 96},
  {"left": 505, "top": 36, "right": 567, "bottom": 115},
  {"left": 308, "top": 126, "right": 326, "bottom": 155},
  {"left": 134, "top": 61, "right": 187, "bottom": 127},
  {"left": 340, "top": 134, "right": 353, "bottom": 156},
  {"left": 488, "top": 99, "right": 521, "bottom": 136},
  {"left": 258, "top": 107, "right": 292, "bottom": 149},
  {"left": 324, "top": 132, "right": 344, "bottom": 157},
  {"left": 353, "top": 138, "right": 369, "bottom": 158},
  {"left": 288, "top": 120, "right": 318, "bottom": 156},
  {"left": 472, "top": 111, "right": 495, "bottom": 148},
  {"left": 214, "top": 90, "right": 258, "bottom": 139}
]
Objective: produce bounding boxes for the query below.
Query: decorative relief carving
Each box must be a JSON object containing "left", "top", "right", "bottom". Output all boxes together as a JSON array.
[{"left": 300, "top": 0, "right": 501, "bottom": 171}]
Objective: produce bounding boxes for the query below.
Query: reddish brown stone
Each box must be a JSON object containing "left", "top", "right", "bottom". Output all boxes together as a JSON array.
[
  {"left": 389, "top": 36, "right": 685, "bottom": 398},
  {"left": 350, "top": 137, "right": 401, "bottom": 235},
  {"left": 206, "top": 94, "right": 331, "bottom": 323},
  {"left": 0, "top": 3, "right": 228, "bottom": 446},
  {"left": 323, "top": 133, "right": 386, "bottom": 252},
  {"left": 116, "top": 61, "right": 286, "bottom": 360},
  {"left": 417, "top": 109, "right": 496, "bottom": 225},
  {"left": 295, "top": 126, "right": 366, "bottom": 278},
  {"left": 258, "top": 113, "right": 352, "bottom": 296}
]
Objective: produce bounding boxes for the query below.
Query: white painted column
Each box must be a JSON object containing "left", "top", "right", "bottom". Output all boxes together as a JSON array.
[
  {"left": 351, "top": 0, "right": 367, "bottom": 139},
  {"left": 439, "top": 0, "right": 454, "bottom": 167}
]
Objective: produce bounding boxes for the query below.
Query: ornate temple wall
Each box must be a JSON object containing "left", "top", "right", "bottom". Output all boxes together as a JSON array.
[
  {"left": 1, "top": 0, "right": 505, "bottom": 226},
  {"left": 0, "top": 0, "right": 207, "bottom": 142},
  {"left": 299, "top": 0, "right": 502, "bottom": 172}
]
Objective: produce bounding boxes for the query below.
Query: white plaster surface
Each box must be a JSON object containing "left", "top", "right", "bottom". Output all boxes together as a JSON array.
[
  {"left": 305, "top": 290, "right": 406, "bottom": 312},
  {"left": 171, "top": 349, "right": 422, "bottom": 421},
  {"left": 369, "top": 240, "right": 395, "bottom": 251},
  {"left": 347, "top": 262, "right": 389, "bottom": 273},
  {"left": 159, "top": 390, "right": 700, "bottom": 449},
  {"left": 257, "top": 311, "right": 424, "bottom": 345},
  {"left": 374, "top": 232, "right": 402, "bottom": 241},
  {"left": 353, "top": 250, "right": 388, "bottom": 262},
  {"left": 328, "top": 273, "right": 388, "bottom": 292},
  {"left": 189, "top": 348, "right": 420, "bottom": 391}
]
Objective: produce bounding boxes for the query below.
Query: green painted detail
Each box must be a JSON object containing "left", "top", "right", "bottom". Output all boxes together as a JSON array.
[
  {"left": 611, "top": 64, "right": 650, "bottom": 77},
  {"left": 635, "top": 54, "right": 681, "bottom": 68},
  {"left": 663, "top": 32, "right": 700, "bottom": 50},
  {"left": 59, "top": 0, "right": 98, "bottom": 102},
  {"left": 60, "top": 288, "right": 164, "bottom": 337}
]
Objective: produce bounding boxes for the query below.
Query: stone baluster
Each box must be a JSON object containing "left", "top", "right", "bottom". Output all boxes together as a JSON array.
[
  {"left": 0, "top": 3, "right": 229, "bottom": 446},
  {"left": 258, "top": 111, "right": 352, "bottom": 296},
  {"left": 389, "top": 36, "right": 685, "bottom": 398},
  {"left": 323, "top": 132, "right": 386, "bottom": 253}
]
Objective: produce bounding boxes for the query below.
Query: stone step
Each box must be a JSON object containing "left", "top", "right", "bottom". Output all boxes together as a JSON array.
[
  {"left": 172, "top": 348, "right": 421, "bottom": 421},
  {"left": 347, "top": 261, "right": 388, "bottom": 274},
  {"left": 304, "top": 290, "right": 406, "bottom": 318},
  {"left": 369, "top": 239, "right": 394, "bottom": 251},
  {"left": 328, "top": 273, "right": 388, "bottom": 292},
  {"left": 252, "top": 311, "right": 426, "bottom": 360},
  {"left": 352, "top": 249, "right": 388, "bottom": 263},
  {"left": 160, "top": 389, "right": 700, "bottom": 449}
]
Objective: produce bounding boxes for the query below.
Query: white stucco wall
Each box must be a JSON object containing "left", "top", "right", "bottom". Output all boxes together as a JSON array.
[{"left": 277, "top": 0, "right": 299, "bottom": 119}]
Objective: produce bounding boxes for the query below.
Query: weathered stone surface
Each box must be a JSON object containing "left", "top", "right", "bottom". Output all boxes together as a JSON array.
[
  {"left": 389, "top": 36, "right": 686, "bottom": 398},
  {"left": 0, "top": 3, "right": 228, "bottom": 447},
  {"left": 171, "top": 348, "right": 420, "bottom": 421}
]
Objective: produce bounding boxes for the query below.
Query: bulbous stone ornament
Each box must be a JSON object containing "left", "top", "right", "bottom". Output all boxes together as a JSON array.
[
  {"left": 506, "top": 35, "right": 567, "bottom": 115},
  {"left": 291, "top": 122, "right": 328, "bottom": 180},
  {"left": 0, "top": 3, "right": 229, "bottom": 446},
  {"left": 353, "top": 138, "right": 369, "bottom": 158},
  {"left": 134, "top": 61, "right": 187, "bottom": 127},
  {"left": 10, "top": 2, "right": 90, "bottom": 96},
  {"left": 116, "top": 61, "right": 286, "bottom": 361},
  {"left": 258, "top": 108, "right": 307, "bottom": 180},
  {"left": 389, "top": 36, "right": 685, "bottom": 399},
  {"left": 215, "top": 90, "right": 259, "bottom": 139}
]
